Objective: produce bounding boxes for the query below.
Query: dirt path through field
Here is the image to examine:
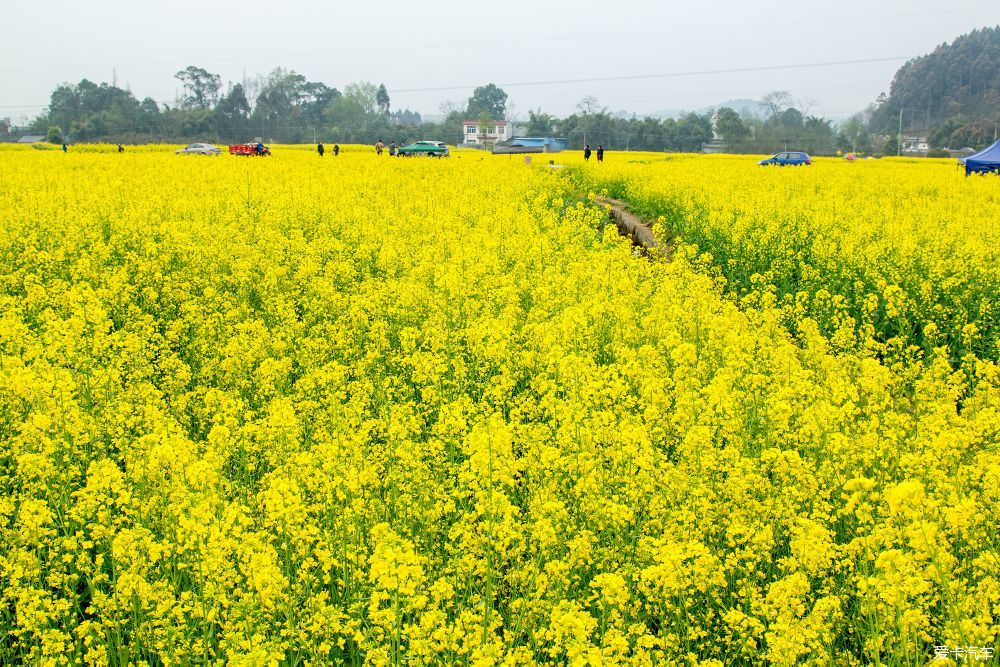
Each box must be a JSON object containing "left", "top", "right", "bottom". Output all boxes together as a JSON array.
[{"left": 599, "top": 198, "right": 672, "bottom": 260}]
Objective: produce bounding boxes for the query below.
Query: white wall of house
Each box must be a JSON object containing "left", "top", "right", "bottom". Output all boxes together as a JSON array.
[
  {"left": 462, "top": 121, "right": 513, "bottom": 145},
  {"left": 902, "top": 136, "right": 930, "bottom": 152}
]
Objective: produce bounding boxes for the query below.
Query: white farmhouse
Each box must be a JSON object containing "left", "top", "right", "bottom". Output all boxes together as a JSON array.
[
  {"left": 462, "top": 120, "right": 513, "bottom": 147},
  {"left": 902, "top": 136, "right": 930, "bottom": 154}
]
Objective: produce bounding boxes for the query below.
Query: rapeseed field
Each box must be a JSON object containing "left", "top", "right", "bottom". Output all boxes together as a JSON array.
[
  {"left": 572, "top": 153, "right": 1000, "bottom": 373},
  {"left": 0, "top": 146, "right": 997, "bottom": 664}
]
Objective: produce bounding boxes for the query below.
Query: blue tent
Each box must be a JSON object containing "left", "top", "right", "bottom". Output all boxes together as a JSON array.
[{"left": 964, "top": 139, "right": 1000, "bottom": 175}]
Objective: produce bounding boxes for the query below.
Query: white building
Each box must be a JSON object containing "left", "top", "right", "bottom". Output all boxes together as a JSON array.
[
  {"left": 902, "top": 136, "right": 930, "bottom": 153},
  {"left": 462, "top": 120, "right": 513, "bottom": 146}
]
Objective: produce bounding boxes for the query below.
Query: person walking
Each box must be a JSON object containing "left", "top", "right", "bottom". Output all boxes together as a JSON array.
[
  {"left": 389, "top": 142, "right": 396, "bottom": 156},
  {"left": 317, "top": 141, "right": 325, "bottom": 157},
  {"left": 333, "top": 144, "right": 340, "bottom": 156},
  {"left": 61, "top": 143, "right": 68, "bottom": 153},
  {"left": 583, "top": 144, "right": 591, "bottom": 160},
  {"left": 375, "top": 139, "right": 385, "bottom": 155},
  {"left": 596, "top": 145, "right": 604, "bottom": 162},
  {"left": 117, "top": 144, "right": 124, "bottom": 153}
]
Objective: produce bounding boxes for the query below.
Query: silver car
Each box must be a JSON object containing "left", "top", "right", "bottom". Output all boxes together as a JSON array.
[{"left": 175, "top": 143, "right": 222, "bottom": 155}]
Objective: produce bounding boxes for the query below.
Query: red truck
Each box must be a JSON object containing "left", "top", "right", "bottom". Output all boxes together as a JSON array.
[{"left": 229, "top": 143, "right": 271, "bottom": 156}]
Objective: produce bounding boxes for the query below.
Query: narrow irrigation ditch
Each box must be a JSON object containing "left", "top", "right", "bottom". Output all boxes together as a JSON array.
[{"left": 599, "top": 197, "right": 672, "bottom": 260}]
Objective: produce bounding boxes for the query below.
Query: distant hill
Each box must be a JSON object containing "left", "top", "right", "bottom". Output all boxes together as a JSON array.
[
  {"left": 701, "top": 99, "right": 768, "bottom": 117},
  {"left": 871, "top": 26, "right": 1000, "bottom": 141},
  {"left": 650, "top": 98, "right": 767, "bottom": 120}
]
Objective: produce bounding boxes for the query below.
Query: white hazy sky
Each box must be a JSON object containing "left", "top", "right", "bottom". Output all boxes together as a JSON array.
[{"left": 2, "top": 1, "right": 997, "bottom": 122}]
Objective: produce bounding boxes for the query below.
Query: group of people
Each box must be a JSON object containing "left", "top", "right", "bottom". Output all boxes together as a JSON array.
[
  {"left": 59, "top": 143, "right": 124, "bottom": 153},
  {"left": 316, "top": 142, "right": 341, "bottom": 157},
  {"left": 317, "top": 140, "right": 397, "bottom": 157},
  {"left": 318, "top": 140, "right": 608, "bottom": 161},
  {"left": 583, "top": 144, "right": 605, "bottom": 162},
  {"left": 375, "top": 140, "right": 401, "bottom": 156}
]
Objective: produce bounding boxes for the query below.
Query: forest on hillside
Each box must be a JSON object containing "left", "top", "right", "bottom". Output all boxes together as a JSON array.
[{"left": 871, "top": 26, "right": 999, "bottom": 148}]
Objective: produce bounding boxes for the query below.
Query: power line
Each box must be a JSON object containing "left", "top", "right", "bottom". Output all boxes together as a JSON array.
[
  {"left": 387, "top": 56, "right": 909, "bottom": 94},
  {"left": 4, "top": 57, "right": 906, "bottom": 116},
  {"left": 1, "top": 6, "right": 992, "bottom": 77}
]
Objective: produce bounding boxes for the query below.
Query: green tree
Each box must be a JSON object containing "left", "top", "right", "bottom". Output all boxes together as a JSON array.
[
  {"left": 45, "top": 126, "right": 63, "bottom": 144},
  {"left": 674, "top": 113, "right": 713, "bottom": 152},
  {"left": 344, "top": 81, "right": 378, "bottom": 115},
  {"left": 661, "top": 117, "right": 679, "bottom": 150},
  {"left": 929, "top": 114, "right": 999, "bottom": 150},
  {"left": 839, "top": 113, "right": 872, "bottom": 152},
  {"left": 300, "top": 82, "right": 340, "bottom": 128},
  {"left": 633, "top": 117, "right": 665, "bottom": 150},
  {"left": 467, "top": 84, "right": 508, "bottom": 119},
  {"left": 324, "top": 97, "right": 366, "bottom": 139},
  {"left": 802, "top": 116, "right": 836, "bottom": 155},
  {"left": 715, "top": 107, "right": 750, "bottom": 144},
  {"left": 214, "top": 84, "right": 251, "bottom": 141},
  {"left": 39, "top": 79, "right": 143, "bottom": 140},
  {"left": 47, "top": 85, "right": 80, "bottom": 131},
  {"left": 525, "top": 110, "right": 556, "bottom": 136},
  {"left": 438, "top": 107, "right": 465, "bottom": 146},
  {"left": 772, "top": 107, "right": 805, "bottom": 129},
  {"left": 761, "top": 90, "right": 793, "bottom": 119},
  {"left": 376, "top": 84, "right": 390, "bottom": 116},
  {"left": 571, "top": 96, "right": 606, "bottom": 147},
  {"left": 251, "top": 68, "right": 313, "bottom": 140},
  {"left": 392, "top": 109, "right": 421, "bottom": 126},
  {"left": 137, "top": 97, "right": 161, "bottom": 134},
  {"left": 477, "top": 111, "right": 492, "bottom": 144},
  {"left": 175, "top": 66, "right": 222, "bottom": 110},
  {"left": 884, "top": 133, "right": 900, "bottom": 156}
]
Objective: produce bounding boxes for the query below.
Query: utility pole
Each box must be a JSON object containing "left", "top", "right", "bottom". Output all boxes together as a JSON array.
[{"left": 897, "top": 107, "right": 903, "bottom": 156}]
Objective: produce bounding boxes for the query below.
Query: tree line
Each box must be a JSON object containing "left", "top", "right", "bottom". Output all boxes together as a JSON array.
[
  {"left": 14, "top": 64, "right": 853, "bottom": 154},
  {"left": 26, "top": 67, "right": 426, "bottom": 145},
  {"left": 531, "top": 92, "right": 843, "bottom": 155}
]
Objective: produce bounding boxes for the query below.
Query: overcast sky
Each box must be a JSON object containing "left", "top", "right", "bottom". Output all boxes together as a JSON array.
[{"left": 2, "top": 1, "right": 997, "bottom": 122}]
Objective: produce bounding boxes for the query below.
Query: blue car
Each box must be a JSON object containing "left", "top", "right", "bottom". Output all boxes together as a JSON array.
[{"left": 759, "top": 151, "right": 812, "bottom": 166}]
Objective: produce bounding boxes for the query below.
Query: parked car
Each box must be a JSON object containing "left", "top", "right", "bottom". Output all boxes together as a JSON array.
[
  {"left": 759, "top": 151, "right": 812, "bottom": 166},
  {"left": 398, "top": 141, "right": 450, "bottom": 157},
  {"left": 175, "top": 143, "right": 222, "bottom": 155}
]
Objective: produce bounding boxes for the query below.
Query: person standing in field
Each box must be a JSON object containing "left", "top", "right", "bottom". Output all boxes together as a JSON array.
[
  {"left": 317, "top": 141, "right": 325, "bottom": 157},
  {"left": 117, "top": 144, "right": 124, "bottom": 153},
  {"left": 597, "top": 145, "right": 604, "bottom": 162},
  {"left": 389, "top": 142, "right": 396, "bottom": 156},
  {"left": 375, "top": 139, "right": 385, "bottom": 155},
  {"left": 333, "top": 144, "right": 340, "bottom": 156},
  {"left": 61, "top": 143, "right": 68, "bottom": 153},
  {"left": 583, "top": 144, "right": 591, "bottom": 160}
]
